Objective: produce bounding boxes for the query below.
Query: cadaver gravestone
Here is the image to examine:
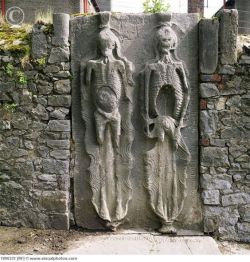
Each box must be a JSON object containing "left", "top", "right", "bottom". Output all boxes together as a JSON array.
[{"left": 71, "top": 12, "right": 202, "bottom": 234}]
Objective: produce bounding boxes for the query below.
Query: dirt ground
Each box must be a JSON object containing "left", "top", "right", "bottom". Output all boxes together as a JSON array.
[{"left": 0, "top": 226, "right": 249, "bottom": 255}]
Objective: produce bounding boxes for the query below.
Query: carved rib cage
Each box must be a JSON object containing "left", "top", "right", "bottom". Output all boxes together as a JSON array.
[{"left": 148, "top": 63, "right": 184, "bottom": 121}]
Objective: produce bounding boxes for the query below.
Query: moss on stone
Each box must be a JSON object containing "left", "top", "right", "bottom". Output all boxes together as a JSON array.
[
  {"left": 0, "top": 22, "right": 31, "bottom": 57},
  {"left": 42, "top": 23, "right": 53, "bottom": 35}
]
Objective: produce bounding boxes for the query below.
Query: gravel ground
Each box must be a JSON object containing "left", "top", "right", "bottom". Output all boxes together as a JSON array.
[{"left": 0, "top": 226, "right": 249, "bottom": 255}]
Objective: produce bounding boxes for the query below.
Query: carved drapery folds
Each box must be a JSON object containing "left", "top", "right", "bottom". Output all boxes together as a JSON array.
[
  {"left": 141, "top": 14, "right": 191, "bottom": 234},
  {"left": 80, "top": 13, "right": 134, "bottom": 231}
]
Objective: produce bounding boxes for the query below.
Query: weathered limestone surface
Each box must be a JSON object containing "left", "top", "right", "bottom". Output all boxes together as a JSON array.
[
  {"left": 0, "top": 14, "right": 71, "bottom": 230},
  {"left": 71, "top": 13, "right": 201, "bottom": 232},
  {"left": 218, "top": 9, "right": 238, "bottom": 65},
  {"left": 199, "top": 18, "right": 219, "bottom": 74}
]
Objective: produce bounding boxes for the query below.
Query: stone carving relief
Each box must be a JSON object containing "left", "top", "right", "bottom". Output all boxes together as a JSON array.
[
  {"left": 80, "top": 13, "right": 134, "bottom": 231},
  {"left": 141, "top": 14, "right": 191, "bottom": 234}
]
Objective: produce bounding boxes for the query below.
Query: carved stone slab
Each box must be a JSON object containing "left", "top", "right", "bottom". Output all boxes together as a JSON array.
[{"left": 71, "top": 13, "right": 202, "bottom": 233}]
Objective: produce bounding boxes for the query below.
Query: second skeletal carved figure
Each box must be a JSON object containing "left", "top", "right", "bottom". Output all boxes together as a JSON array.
[{"left": 141, "top": 16, "right": 191, "bottom": 234}]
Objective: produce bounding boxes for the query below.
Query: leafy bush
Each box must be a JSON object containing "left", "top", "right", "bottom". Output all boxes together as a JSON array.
[{"left": 143, "top": 0, "right": 170, "bottom": 13}]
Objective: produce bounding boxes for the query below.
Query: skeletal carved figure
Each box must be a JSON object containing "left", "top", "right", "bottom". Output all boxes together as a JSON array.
[
  {"left": 141, "top": 14, "right": 190, "bottom": 234},
  {"left": 80, "top": 12, "right": 134, "bottom": 231}
]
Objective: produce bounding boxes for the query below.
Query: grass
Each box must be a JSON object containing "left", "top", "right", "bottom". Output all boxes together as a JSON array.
[{"left": 35, "top": 8, "right": 53, "bottom": 24}]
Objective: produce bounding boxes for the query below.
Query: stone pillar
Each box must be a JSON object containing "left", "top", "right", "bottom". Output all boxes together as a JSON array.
[
  {"left": 52, "top": 13, "right": 70, "bottom": 46},
  {"left": 218, "top": 9, "right": 238, "bottom": 65},
  {"left": 199, "top": 18, "right": 219, "bottom": 74}
]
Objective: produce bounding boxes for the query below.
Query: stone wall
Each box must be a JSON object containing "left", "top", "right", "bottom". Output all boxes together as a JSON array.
[
  {"left": 199, "top": 10, "right": 250, "bottom": 242},
  {"left": 0, "top": 14, "right": 71, "bottom": 229},
  {"left": 0, "top": 10, "right": 249, "bottom": 243}
]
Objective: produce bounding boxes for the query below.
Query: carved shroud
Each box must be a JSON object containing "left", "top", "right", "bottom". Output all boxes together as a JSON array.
[
  {"left": 80, "top": 59, "right": 134, "bottom": 229},
  {"left": 142, "top": 57, "right": 190, "bottom": 230}
]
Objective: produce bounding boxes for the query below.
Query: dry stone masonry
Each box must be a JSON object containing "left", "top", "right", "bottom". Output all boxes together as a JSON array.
[
  {"left": 199, "top": 10, "right": 250, "bottom": 242},
  {"left": 0, "top": 14, "right": 71, "bottom": 229},
  {"left": 0, "top": 9, "right": 249, "bottom": 243}
]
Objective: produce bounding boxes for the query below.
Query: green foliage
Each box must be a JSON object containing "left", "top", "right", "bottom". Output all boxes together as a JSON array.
[
  {"left": 16, "top": 71, "right": 27, "bottom": 85},
  {"left": 0, "top": 21, "right": 31, "bottom": 57},
  {"left": 36, "top": 57, "right": 46, "bottom": 66},
  {"left": 4, "top": 63, "right": 14, "bottom": 77},
  {"left": 43, "top": 24, "right": 53, "bottom": 35},
  {"left": 2, "top": 103, "right": 17, "bottom": 113},
  {"left": 2, "top": 64, "right": 27, "bottom": 85},
  {"left": 143, "top": 0, "right": 170, "bottom": 13}
]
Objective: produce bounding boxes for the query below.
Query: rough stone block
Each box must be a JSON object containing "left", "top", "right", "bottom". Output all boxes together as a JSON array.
[
  {"left": 50, "top": 109, "right": 68, "bottom": 120},
  {"left": 204, "top": 217, "right": 218, "bottom": 233},
  {"left": 219, "top": 65, "right": 236, "bottom": 75},
  {"left": 40, "top": 191, "right": 68, "bottom": 213},
  {"left": 49, "top": 213, "right": 69, "bottom": 230},
  {"left": 52, "top": 13, "right": 70, "bottom": 46},
  {"left": 12, "top": 116, "right": 29, "bottom": 130},
  {"left": 48, "top": 95, "right": 71, "bottom": 107},
  {"left": 48, "top": 47, "right": 69, "bottom": 64},
  {"left": 54, "top": 71, "right": 71, "bottom": 78},
  {"left": 237, "top": 223, "right": 250, "bottom": 233},
  {"left": 32, "top": 24, "right": 48, "bottom": 59},
  {"left": 199, "top": 18, "right": 219, "bottom": 74},
  {"left": 215, "top": 97, "right": 227, "bottom": 110},
  {"left": 239, "top": 55, "right": 250, "bottom": 64},
  {"left": 37, "top": 174, "right": 57, "bottom": 182},
  {"left": 50, "top": 150, "right": 70, "bottom": 160},
  {"left": 0, "top": 120, "right": 11, "bottom": 130},
  {"left": 37, "top": 85, "right": 53, "bottom": 95},
  {"left": 0, "top": 82, "right": 15, "bottom": 92},
  {"left": 201, "top": 147, "right": 230, "bottom": 167},
  {"left": 219, "top": 9, "right": 238, "bottom": 65},
  {"left": 44, "top": 65, "right": 60, "bottom": 74},
  {"left": 204, "top": 206, "right": 239, "bottom": 226},
  {"left": 200, "top": 74, "right": 222, "bottom": 82},
  {"left": 222, "top": 193, "right": 250, "bottom": 207},
  {"left": 200, "top": 83, "right": 219, "bottom": 98},
  {"left": 47, "top": 120, "right": 70, "bottom": 132},
  {"left": 200, "top": 110, "right": 217, "bottom": 135},
  {"left": 239, "top": 205, "right": 250, "bottom": 222},
  {"left": 210, "top": 139, "right": 225, "bottom": 147},
  {"left": 200, "top": 99, "right": 207, "bottom": 110},
  {"left": 221, "top": 127, "right": 242, "bottom": 139},
  {"left": 41, "top": 159, "right": 69, "bottom": 175},
  {"left": 54, "top": 80, "right": 71, "bottom": 94},
  {"left": 202, "top": 190, "right": 220, "bottom": 205},
  {"left": 201, "top": 174, "right": 231, "bottom": 190},
  {"left": 47, "top": 140, "right": 70, "bottom": 149},
  {"left": 31, "top": 104, "right": 49, "bottom": 120}
]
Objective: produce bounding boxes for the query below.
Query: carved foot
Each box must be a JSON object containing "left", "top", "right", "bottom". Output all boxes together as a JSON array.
[
  {"left": 158, "top": 223, "right": 177, "bottom": 235},
  {"left": 106, "top": 221, "right": 122, "bottom": 232}
]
